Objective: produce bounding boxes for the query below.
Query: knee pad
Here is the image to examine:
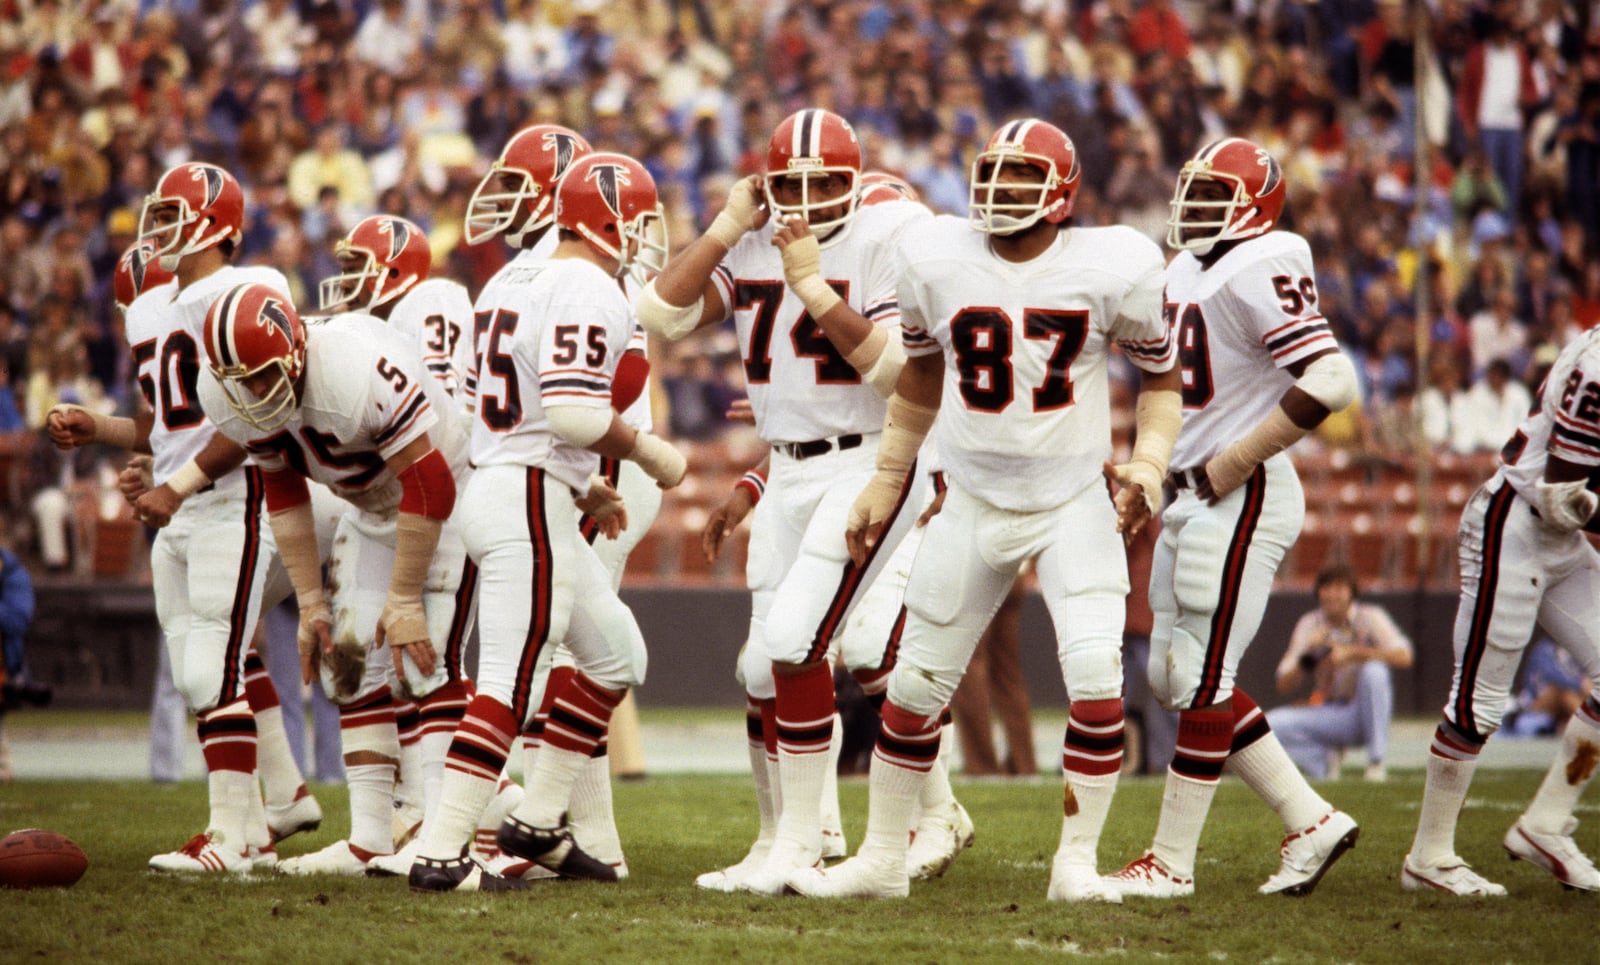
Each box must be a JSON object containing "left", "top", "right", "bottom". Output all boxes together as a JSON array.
[
  {"left": 1155, "top": 626, "right": 1212, "bottom": 711},
  {"left": 737, "top": 638, "right": 775, "bottom": 701},
  {"left": 1171, "top": 515, "right": 1227, "bottom": 616},
  {"left": 885, "top": 660, "right": 955, "bottom": 718},
  {"left": 1058, "top": 633, "right": 1124, "bottom": 703}
]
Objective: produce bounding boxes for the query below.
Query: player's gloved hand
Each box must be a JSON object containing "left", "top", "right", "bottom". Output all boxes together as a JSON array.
[
  {"left": 576, "top": 475, "right": 628, "bottom": 540},
  {"left": 845, "top": 469, "right": 905, "bottom": 566},
  {"left": 1102, "top": 457, "right": 1164, "bottom": 538},
  {"left": 629, "top": 430, "right": 687, "bottom": 489},
  {"left": 704, "top": 174, "right": 767, "bottom": 249},
  {"left": 376, "top": 595, "right": 436, "bottom": 681},
  {"left": 46, "top": 404, "right": 97, "bottom": 450},
  {"left": 119, "top": 455, "right": 154, "bottom": 504},
  {"left": 703, "top": 486, "right": 755, "bottom": 563},
  {"left": 133, "top": 485, "right": 184, "bottom": 528},
  {"left": 296, "top": 596, "right": 333, "bottom": 686}
]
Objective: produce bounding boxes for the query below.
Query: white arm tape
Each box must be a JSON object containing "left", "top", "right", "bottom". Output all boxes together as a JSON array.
[
  {"left": 635, "top": 280, "right": 704, "bottom": 341},
  {"left": 847, "top": 326, "right": 906, "bottom": 399},
  {"left": 545, "top": 404, "right": 612, "bottom": 447},
  {"left": 1536, "top": 478, "right": 1599, "bottom": 533},
  {"left": 166, "top": 459, "right": 211, "bottom": 498},
  {"left": 1294, "top": 351, "right": 1358, "bottom": 413}
]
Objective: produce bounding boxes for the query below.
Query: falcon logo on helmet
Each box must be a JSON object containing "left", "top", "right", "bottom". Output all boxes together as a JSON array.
[
  {"left": 764, "top": 108, "right": 862, "bottom": 249},
  {"left": 968, "top": 118, "right": 1081, "bottom": 235},
  {"left": 556, "top": 152, "right": 668, "bottom": 286},
  {"left": 320, "top": 214, "right": 432, "bottom": 312},
  {"left": 113, "top": 240, "right": 174, "bottom": 314},
  {"left": 196, "top": 165, "right": 226, "bottom": 209},
  {"left": 466, "top": 124, "right": 593, "bottom": 247},
  {"left": 1167, "top": 137, "right": 1287, "bottom": 256},
  {"left": 204, "top": 282, "right": 308, "bottom": 431}
]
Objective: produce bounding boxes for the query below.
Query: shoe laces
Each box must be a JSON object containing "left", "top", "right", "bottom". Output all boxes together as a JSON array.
[
  {"left": 178, "top": 833, "right": 213, "bottom": 858},
  {"left": 1114, "top": 854, "right": 1166, "bottom": 881}
]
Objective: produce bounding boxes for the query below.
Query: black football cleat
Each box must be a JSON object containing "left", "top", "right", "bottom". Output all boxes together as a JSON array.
[
  {"left": 497, "top": 817, "right": 618, "bottom": 882},
  {"left": 408, "top": 848, "right": 529, "bottom": 893}
]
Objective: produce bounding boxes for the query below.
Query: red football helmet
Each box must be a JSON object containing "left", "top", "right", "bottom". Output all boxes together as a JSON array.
[
  {"left": 1167, "top": 137, "right": 1285, "bottom": 255},
  {"left": 556, "top": 152, "right": 666, "bottom": 284},
  {"left": 112, "top": 240, "right": 176, "bottom": 314},
  {"left": 858, "top": 171, "right": 920, "bottom": 207},
  {"left": 465, "top": 124, "right": 592, "bottom": 247},
  {"left": 138, "top": 162, "right": 245, "bottom": 271},
  {"left": 968, "top": 118, "right": 1080, "bottom": 235},
  {"left": 764, "top": 108, "right": 862, "bottom": 246},
  {"left": 319, "top": 215, "right": 432, "bottom": 312},
  {"left": 203, "top": 282, "right": 307, "bottom": 431}
]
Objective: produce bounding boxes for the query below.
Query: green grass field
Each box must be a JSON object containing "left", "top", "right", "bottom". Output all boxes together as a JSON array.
[{"left": 0, "top": 771, "right": 1592, "bottom": 964}]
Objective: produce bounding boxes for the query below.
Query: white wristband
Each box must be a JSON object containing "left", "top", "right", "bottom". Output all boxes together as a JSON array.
[
  {"left": 165, "top": 459, "right": 211, "bottom": 498},
  {"left": 791, "top": 274, "right": 843, "bottom": 319}
]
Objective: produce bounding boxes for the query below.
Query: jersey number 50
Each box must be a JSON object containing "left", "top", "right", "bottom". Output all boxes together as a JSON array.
[{"left": 949, "top": 308, "right": 1087, "bottom": 413}]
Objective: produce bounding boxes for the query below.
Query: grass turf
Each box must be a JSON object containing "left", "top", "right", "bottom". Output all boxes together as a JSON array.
[{"left": 1, "top": 770, "right": 1593, "bottom": 964}]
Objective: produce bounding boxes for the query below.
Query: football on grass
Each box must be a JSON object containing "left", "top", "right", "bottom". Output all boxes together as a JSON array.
[{"left": 0, "top": 829, "right": 88, "bottom": 888}]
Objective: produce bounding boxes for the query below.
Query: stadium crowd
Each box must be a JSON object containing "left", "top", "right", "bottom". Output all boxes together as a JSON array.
[{"left": 0, "top": 0, "right": 1594, "bottom": 576}]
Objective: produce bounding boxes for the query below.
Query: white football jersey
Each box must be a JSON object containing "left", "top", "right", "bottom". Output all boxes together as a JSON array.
[
  {"left": 466, "top": 256, "right": 634, "bottom": 490},
  {"left": 708, "top": 201, "right": 931, "bottom": 444},
  {"left": 899, "top": 217, "right": 1174, "bottom": 513},
  {"left": 199, "top": 313, "right": 467, "bottom": 516},
  {"left": 389, "top": 277, "right": 474, "bottom": 403},
  {"left": 124, "top": 263, "right": 291, "bottom": 490},
  {"left": 1164, "top": 231, "right": 1340, "bottom": 469},
  {"left": 463, "top": 236, "right": 557, "bottom": 412},
  {"left": 1498, "top": 326, "right": 1600, "bottom": 506}
]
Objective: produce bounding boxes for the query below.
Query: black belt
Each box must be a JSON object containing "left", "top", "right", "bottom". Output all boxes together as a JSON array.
[
  {"left": 778, "top": 433, "right": 863, "bottom": 461},
  {"left": 1166, "top": 466, "right": 1208, "bottom": 491}
]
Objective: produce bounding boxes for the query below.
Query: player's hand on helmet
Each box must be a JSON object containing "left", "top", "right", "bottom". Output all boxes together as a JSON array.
[
  {"left": 773, "top": 214, "right": 819, "bottom": 281},
  {"left": 376, "top": 596, "right": 436, "bottom": 681},
  {"left": 846, "top": 469, "right": 905, "bottom": 566},
  {"left": 296, "top": 597, "right": 333, "bottom": 686},
  {"left": 45, "top": 404, "right": 96, "bottom": 450},
  {"left": 1102, "top": 458, "right": 1163, "bottom": 540},
  {"left": 703, "top": 486, "right": 755, "bottom": 564},
  {"left": 133, "top": 484, "right": 184, "bottom": 528},
  {"left": 705, "top": 174, "right": 769, "bottom": 248},
  {"left": 576, "top": 475, "right": 628, "bottom": 540},
  {"left": 119, "top": 455, "right": 154, "bottom": 505}
]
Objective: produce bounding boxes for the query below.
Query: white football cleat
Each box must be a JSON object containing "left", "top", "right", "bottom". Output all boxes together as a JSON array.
[
  {"left": 482, "top": 851, "right": 559, "bottom": 881},
  {"left": 785, "top": 853, "right": 909, "bottom": 898},
  {"left": 266, "top": 787, "right": 323, "bottom": 844},
  {"left": 738, "top": 841, "right": 823, "bottom": 896},
  {"left": 276, "top": 840, "right": 380, "bottom": 876},
  {"left": 472, "top": 779, "right": 525, "bottom": 860},
  {"left": 1400, "top": 854, "right": 1507, "bottom": 896},
  {"left": 248, "top": 843, "right": 278, "bottom": 872},
  {"left": 906, "top": 800, "right": 975, "bottom": 880},
  {"left": 149, "top": 832, "right": 251, "bottom": 875},
  {"left": 821, "top": 825, "right": 847, "bottom": 861},
  {"left": 1260, "top": 809, "right": 1359, "bottom": 896},
  {"left": 695, "top": 839, "right": 772, "bottom": 892},
  {"left": 392, "top": 802, "right": 425, "bottom": 852},
  {"left": 1048, "top": 857, "right": 1122, "bottom": 904},
  {"left": 1104, "top": 852, "right": 1194, "bottom": 898},
  {"left": 1503, "top": 818, "right": 1600, "bottom": 892},
  {"left": 366, "top": 839, "right": 422, "bottom": 878}
]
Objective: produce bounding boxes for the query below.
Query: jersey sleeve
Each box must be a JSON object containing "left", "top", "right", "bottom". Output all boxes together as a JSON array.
[
  {"left": 1229, "top": 243, "right": 1338, "bottom": 371},
  {"left": 894, "top": 241, "right": 940, "bottom": 359},
  {"left": 1108, "top": 247, "right": 1176, "bottom": 374},
  {"left": 537, "top": 295, "right": 616, "bottom": 411},
  {"left": 364, "top": 345, "right": 437, "bottom": 460}
]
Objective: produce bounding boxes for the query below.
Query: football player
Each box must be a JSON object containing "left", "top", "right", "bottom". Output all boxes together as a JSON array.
[
  {"left": 638, "top": 109, "right": 962, "bottom": 895},
  {"left": 1401, "top": 327, "right": 1600, "bottom": 895},
  {"left": 196, "top": 281, "right": 473, "bottom": 878},
  {"left": 408, "top": 152, "right": 683, "bottom": 892},
  {"left": 787, "top": 118, "right": 1179, "bottom": 902},
  {"left": 49, "top": 164, "right": 320, "bottom": 873},
  {"left": 1105, "top": 137, "right": 1361, "bottom": 899}
]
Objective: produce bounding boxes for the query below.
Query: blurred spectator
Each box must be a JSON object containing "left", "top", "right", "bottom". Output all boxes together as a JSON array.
[
  {"left": 1503, "top": 638, "right": 1587, "bottom": 738},
  {"left": 0, "top": 513, "right": 44, "bottom": 782},
  {"left": 244, "top": 0, "right": 312, "bottom": 78},
  {"left": 1456, "top": 4, "right": 1535, "bottom": 211},
  {"left": 287, "top": 122, "right": 372, "bottom": 217},
  {"left": 1467, "top": 286, "right": 1528, "bottom": 377},
  {"left": 1454, "top": 357, "right": 1532, "bottom": 454},
  {"left": 662, "top": 349, "right": 737, "bottom": 441},
  {"left": 501, "top": 0, "right": 570, "bottom": 90},
  {"left": 1269, "top": 565, "right": 1413, "bottom": 782},
  {"left": 352, "top": 0, "right": 421, "bottom": 78}
]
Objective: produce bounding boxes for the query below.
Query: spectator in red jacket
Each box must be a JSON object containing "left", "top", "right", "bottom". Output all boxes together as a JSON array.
[{"left": 1456, "top": 5, "right": 1539, "bottom": 211}]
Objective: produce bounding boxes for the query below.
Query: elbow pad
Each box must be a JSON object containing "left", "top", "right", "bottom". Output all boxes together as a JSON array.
[
  {"left": 846, "top": 326, "right": 907, "bottom": 399},
  {"left": 545, "top": 405, "right": 613, "bottom": 447},
  {"left": 1294, "top": 351, "right": 1358, "bottom": 413},
  {"left": 1535, "top": 478, "right": 1599, "bottom": 533},
  {"left": 635, "top": 280, "right": 704, "bottom": 341}
]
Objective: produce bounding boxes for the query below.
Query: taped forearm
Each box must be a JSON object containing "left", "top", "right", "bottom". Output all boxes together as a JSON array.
[
  {"left": 268, "top": 500, "right": 324, "bottom": 606},
  {"left": 1128, "top": 389, "right": 1181, "bottom": 481},
  {"left": 878, "top": 393, "right": 938, "bottom": 477},
  {"left": 165, "top": 459, "right": 211, "bottom": 498},
  {"left": 1206, "top": 406, "right": 1305, "bottom": 494},
  {"left": 52, "top": 403, "right": 138, "bottom": 449},
  {"left": 844, "top": 326, "right": 907, "bottom": 398},
  {"left": 388, "top": 512, "right": 442, "bottom": 605}
]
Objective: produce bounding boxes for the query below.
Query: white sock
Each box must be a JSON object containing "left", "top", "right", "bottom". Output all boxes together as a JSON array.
[
  {"left": 918, "top": 748, "right": 957, "bottom": 824},
  {"left": 749, "top": 739, "right": 778, "bottom": 845},
  {"left": 1150, "top": 771, "right": 1218, "bottom": 877},
  {"left": 570, "top": 754, "right": 622, "bottom": 863},
  {"left": 396, "top": 736, "right": 425, "bottom": 817},
  {"left": 1227, "top": 732, "right": 1330, "bottom": 831},
  {"left": 1522, "top": 709, "right": 1600, "bottom": 835},
  {"left": 513, "top": 744, "right": 589, "bottom": 829},
  {"left": 346, "top": 763, "right": 396, "bottom": 855},
  {"left": 773, "top": 747, "right": 829, "bottom": 855},
  {"left": 207, "top": 769, "right": 254, "bottom": 853},
  {"left": 420, "top": 767, "right": 497, "bottom": 862},
  {"left": 252, "top": 706, "right": 302, "bottom": 807},
  {"left": 245, "top": 778, "right": 270, "bottom": 850},
  {"left": 860, "top": 756, "right": 923, "bottom": 861},
  {"left": 1410, "top": 752, "right": 1479, "bottom": 867},
  {"left": 418, "top": 730, "right": 452, "bottom": 824},
  {"left": 820, "top": 714, "right": 843, "bottom": 839},
  {"left": 1056, "top": 771, "right": 1117, "bottom": 868}
]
